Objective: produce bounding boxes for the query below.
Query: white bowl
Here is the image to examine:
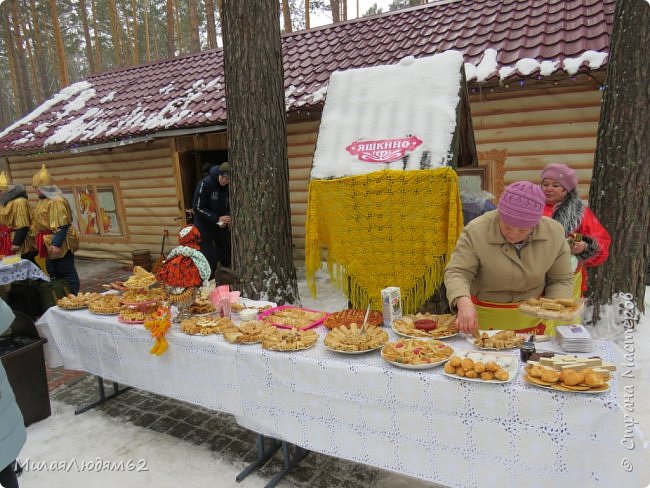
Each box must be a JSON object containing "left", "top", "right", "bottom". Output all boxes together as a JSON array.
[{"left": 239, "top": 308, "right": 258, "bottom": 322}]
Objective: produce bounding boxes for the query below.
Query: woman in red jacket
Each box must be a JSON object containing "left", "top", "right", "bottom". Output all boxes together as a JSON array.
[{"left": 540, "top": 163, "right": 611, "bottom": 295}]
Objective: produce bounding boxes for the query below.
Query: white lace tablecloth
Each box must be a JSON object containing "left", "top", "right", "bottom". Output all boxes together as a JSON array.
[
  {"left": 0, "top": 259, "right": 49, "bottom": 285},
  {"left": 36, "top": 308, "right": 649, "bottom": 487}
]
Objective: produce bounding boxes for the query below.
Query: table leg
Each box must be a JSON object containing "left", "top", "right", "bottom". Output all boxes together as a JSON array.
[
  {"left": 74, "top": 376, "right": 131, "bottom": 415},
  {"left": 236, "top": 434, "right": 282, "bottom": 482},
  {"left": 264, "top": 442, "right": 310, "bottom": 488}
]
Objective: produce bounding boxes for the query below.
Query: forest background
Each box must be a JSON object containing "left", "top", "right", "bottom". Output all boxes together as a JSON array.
[{"left": 0, "top": 0, "right": 429, "bottom": 130}]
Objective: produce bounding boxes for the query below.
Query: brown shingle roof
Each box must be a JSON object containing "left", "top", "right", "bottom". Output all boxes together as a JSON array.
[{"left": 0, "top": 0, "right": 614, "bottom": 155}]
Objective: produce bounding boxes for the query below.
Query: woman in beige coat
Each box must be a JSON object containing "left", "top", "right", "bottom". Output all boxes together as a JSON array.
[{"left": 444, "top": 181, "right": 573, "bottom": 336}]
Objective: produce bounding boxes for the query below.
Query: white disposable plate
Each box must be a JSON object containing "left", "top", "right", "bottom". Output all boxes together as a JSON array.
[
  {"left": 324, "top": 343, "right": 384, "bottom": 355},
  {"left": 391, "top": 323, "right": 458, "bottom": 340},
  {"left": 443, "top": 350, "right": 519, "bottom": 383}
]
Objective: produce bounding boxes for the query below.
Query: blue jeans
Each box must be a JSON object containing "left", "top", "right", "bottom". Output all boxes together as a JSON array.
[{"left": 45, "top": 251, "right": 80, "bottom": 294}]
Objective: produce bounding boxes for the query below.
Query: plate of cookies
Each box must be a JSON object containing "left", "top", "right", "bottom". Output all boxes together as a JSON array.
[
  {"left": 391, "top": 314, "right": 458, "bottom": 340},
  {"left": 88, "top": 295, "right": 122, "bottom": 315},
  {"left": 381, "top": 339, "right": 454, "bottom": 369},
  {"left": 522, "top": 355, "right": 613, "bottom": 393},
  {"left": 324, "top": 323, "right": 389, "bottom": 354},
  {"left": 443, "top": 350, "right": 518, "bottom": 383}
]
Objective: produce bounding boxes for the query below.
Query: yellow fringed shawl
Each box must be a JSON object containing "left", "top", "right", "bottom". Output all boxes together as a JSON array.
[{"left": 305, "top": 168, "right": 463, "bottom": 313}]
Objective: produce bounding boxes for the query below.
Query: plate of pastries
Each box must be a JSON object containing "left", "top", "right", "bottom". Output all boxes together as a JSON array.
[
  {"left": 261, "top": 327, "right": 319, "bottom": 351},
  {"left": 259, "top": 306, "right": 328, "bottom": 330},
  {"left": 223, "top": 320, "right": 275, "bottom": 344},
  {"left": 523, "top": 354, "right": 614, "bottom": 393},
  {"left": 392, "top": 314, "right": 458, "bottom": 340},
  {"left": 443, "top": 350, "right": 517, "bottom": 383},
  {"left": 88, "top": 295, "right": 122, "bottom": 315},
  {"left": 518, "top": 297, "right": 584, "bottom": 321},
  {"left": 381, "top": 339, "right": 454, "bottom": 369},
  {"left": 323, "top": 309, "right": 384, "bottom": 330},
  {"left": 118, "top": 304, "right": 157, "bottom": 324},
  {"left": 187, "top": 295, "right": 217, "bottom": 316},
  {"left": 180, "top": 316, "right": 238, "bottom": 336},
  {"left": 324, "top": 322, "right": 389, "bottom": 354},
  {"left": 471, "top": 330, "right": 525, "bottom": 350},
  {"left": 57, "top": 292, "right": 102, "bottom": 310}
]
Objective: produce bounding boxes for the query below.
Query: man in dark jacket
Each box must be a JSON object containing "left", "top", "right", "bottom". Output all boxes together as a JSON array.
[{"left": 192, "top": 162, "right": 231, "bottom": 273}]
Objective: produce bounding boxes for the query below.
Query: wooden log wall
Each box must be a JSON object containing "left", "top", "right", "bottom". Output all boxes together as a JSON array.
[
  {"left": 287, "top": 119, "right": 320, "bottom": 262},
  {"left": 7, "top": 139, "right": 181, "bottom": 263},
  {"left": 470, "top": 82, "right": 602, "bottom": 199}
]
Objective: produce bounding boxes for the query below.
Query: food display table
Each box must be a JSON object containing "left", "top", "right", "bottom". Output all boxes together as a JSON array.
[{"left": 36, "top": 306, "right": 649, "bottom": 488}]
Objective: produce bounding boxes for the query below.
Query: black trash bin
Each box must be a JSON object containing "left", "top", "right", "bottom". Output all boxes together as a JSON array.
[{"left": 0, "top": 311, "right": 51, "bottom": 426}]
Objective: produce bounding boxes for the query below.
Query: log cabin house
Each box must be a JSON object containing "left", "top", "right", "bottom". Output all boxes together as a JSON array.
[{"left": 0, "top": 0, "right": 614, "bottom": 263}]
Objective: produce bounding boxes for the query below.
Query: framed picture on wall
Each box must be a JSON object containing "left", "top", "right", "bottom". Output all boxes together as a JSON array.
[{"left": 456, "top": 167, "right": 487, "bottom": 193}]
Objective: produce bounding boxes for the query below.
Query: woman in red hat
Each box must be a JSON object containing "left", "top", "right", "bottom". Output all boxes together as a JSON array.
[{"left": 540, "top": 163, "right": 611, "bottom": 295}]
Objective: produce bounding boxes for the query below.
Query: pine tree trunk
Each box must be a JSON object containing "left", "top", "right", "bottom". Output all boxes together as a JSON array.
[
  {"left": 587, "top": 0, "right": 650, "bottom": 320},
  {"left": 330, "top": 0, "right": 340, "bottom": 22},
  {"left": 221, "top": 0, "right": 299, "bottom": 304},
  {"left": 48, "top": 0, "right": 69, "bottom": 87},
  {"left": 131, "top": 0, "right": 139, "bottom": 64},
  {"left": 188, "top": 0, "right": 201, "bottom": 52},
  {"left": 2, "top": 12, "right": 22, "bottom": 115},
  {"left": 166, "top": 0, "right": 175, "bottom": 57},
  {"left": 17, "top": 2, "right": 42, "bottom": 103},
  {"left": 144, "top": 0, "right": 151, "bottom": 60},
  {"left": 91, "top": 0, "right": 103, "bottom": 70},
  {"left": 341, "top": 0, "right": 347, "bottom": 20},
  {"left": 305, "top": 0, "right": 310, "bottom": 29},
  {"left": 29, "top": 0, "right": 50, "bottom": 91},
  {"left": 205, "top": 0, "right": 217, "bottom": 49},
  {"left": 282, "top": 0, "right": 292, "bottom": 33},
  {"left": 12, "top": 0, "right": 34, "bottom": 111},
  {"left": 107, "top": 0, "right": 123, "bottom": 66},
  {"left": 78, "top": 0, "right": 97, "bottom": 73}
]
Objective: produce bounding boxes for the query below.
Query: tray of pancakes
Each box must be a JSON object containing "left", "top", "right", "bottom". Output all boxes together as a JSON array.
[
  {"left": 57, "top": 292, "right": 102, "bottom": 310},
  {"left": 261, "top": 327, "right": 319, "bottom": 351},
  {"left": 392, "top": 313, "right": 458, "bottom": 340},
  {"left": 518, "top": 297, "right": 584, "bottom": 321},
  {"left": 443, "top": 350, "right": 518, "bottom": 383},
  {"left": 523, "top": 354, "right": 614, "bottom": 393},
  {"left": 259, "top": 305, "right": 328, "bottom": 330},
  {"left": 324, "top": 322, "right": 389, "bottom": 354},
  {"left": 471, "top": 330, "right": 525, "bottom": 350},
  {"left": 223, "top": 320, "right": 276, "bottom": 344},
  {"left": 323, "top": 309, "right": 384, "bottom": 330},
  {"left": 180, "top": 316, "right": 238, "bottom": 336},
  {"left": 381, "top": 339, "right": 454, "bottom": 369},
  {"left": 88, "top": 295, "right": 122, "bottom": 315}
]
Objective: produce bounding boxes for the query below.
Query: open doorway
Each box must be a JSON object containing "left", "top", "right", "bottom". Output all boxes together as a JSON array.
[{"left": 178, "top": 149, "right": 229, "bottom": 222}]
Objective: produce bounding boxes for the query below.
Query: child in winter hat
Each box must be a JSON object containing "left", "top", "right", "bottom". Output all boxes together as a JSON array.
[
  {"left": 540, "top": 163, "right": 578, "bottom": 192},
  {"left": 497, "top": 181, "right": 546, "bottom": 228}
]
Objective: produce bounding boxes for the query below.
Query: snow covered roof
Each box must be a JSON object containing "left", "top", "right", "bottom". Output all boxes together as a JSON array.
[
  {"left": 311, "top": 51, "right": 466, "bottom": 178},
  {"left": 0, "top": 0, "right": 614, "bottom": 156}
]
